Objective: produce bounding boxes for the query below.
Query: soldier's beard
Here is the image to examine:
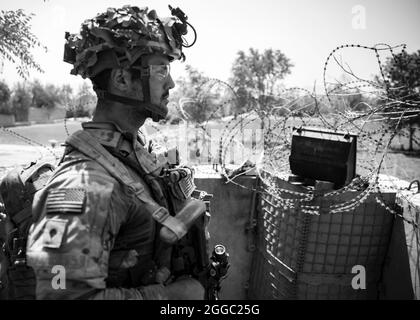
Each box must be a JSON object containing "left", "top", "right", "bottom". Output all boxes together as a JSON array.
[
  {"left": 145, "top": 101, "right": 169, "bottom": 122},
  {"left": 127, "top": 102, "right": 167, "bottom": 126},
  {"left": 127, "top": 105, "right": 150, "bottom": 128}
]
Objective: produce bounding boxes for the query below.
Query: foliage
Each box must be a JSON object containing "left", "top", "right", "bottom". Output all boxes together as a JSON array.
[
  {"left": 0, "top": 9, "right": 46, "bottom": 79},
  {"left": 66, "top": 82, "right": 96, "bottom": 118},
  {"left": 11, "top": 82, "right": 32, "bottom": 121},
  {"left": 0, "top": 80, "right": 12, "bottom": 114},
  {"left": 165, "top": 102, "right": 183, "bottom": 124},
  {"left": 375, "top": 49, "right": 420, "bottom": 151},
  {"left": 0, "top": 78, "right": 95, "bottom": 121},
  {"left": 170, "top": 65, "right": 221, "bottom": 123},
  {"left": 325, "top": 83, "right": 365, "bottom": 112},
  {"left": 381, "top": 49, "right": 420, "bottom": 121},
  {"left": 229, "top": 48, "right": 293, "bottom": 113},
  {"left": 31, "top": 80, "right": 64, "bottom": 109},
  {"left": 61, "top": 84, "right": 73, "bottom": 105}
]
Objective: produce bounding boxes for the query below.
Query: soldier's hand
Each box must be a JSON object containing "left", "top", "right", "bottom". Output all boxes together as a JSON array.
[
  {"left": 164, "top": 277, "right": 204, "bottom": 300},
  {"left": 155, "top": 266, "right": 171, "bottom": 284}
]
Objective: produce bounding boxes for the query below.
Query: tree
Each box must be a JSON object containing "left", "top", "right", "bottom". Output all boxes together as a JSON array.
[
  {"left": 325, "top": 82, "right": 364, "bottom": 114},
  {"left": 229, "top": 48, "right": 293, "bottom": 114},
  {"left": 67, "top": 82, "right": 96, "bottom": 118},
  {"left": 165, "top": 101, "right": 183, "bottom": 124},
  {"left": 60, "top": 84, "right": 73, "bottom": 106},
  {"left": 380, "top": 50, "right": 420, "bottom": 151},
  {"left": 383, "top": 50, "right": 420, "bottom": 103},
  {"left": 0, "top": 9, "right": 46, "bottom": 79},
  {"left": 0, "top": 80, "right": 12, "bottom": 114},
  {"left": 171, "top": 65, "right": 218, "bottom": 123},
  {"left": 31, "top": 80, "right": 62, "bottom": 109},
  {"left": 11, "top": 82, "right": 32, "bottom": 121}
]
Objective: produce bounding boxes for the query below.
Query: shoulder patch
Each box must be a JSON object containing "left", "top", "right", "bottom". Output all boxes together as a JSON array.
[{"left": 46, "top": 188, "right": 86, "bottom": 215}]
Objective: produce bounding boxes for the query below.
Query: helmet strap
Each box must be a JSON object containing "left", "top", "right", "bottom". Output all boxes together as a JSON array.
[{"left": 140, "top": 58, "right": 151, "bottom": 105}]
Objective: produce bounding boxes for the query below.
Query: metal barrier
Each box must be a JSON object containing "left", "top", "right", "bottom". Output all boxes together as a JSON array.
[{"left": 248, "top": 170, "right": 398, "bottom": 299}]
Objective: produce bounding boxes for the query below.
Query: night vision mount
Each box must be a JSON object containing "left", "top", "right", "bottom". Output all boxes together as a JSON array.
[{"left": 168, "top": 4, "right": 197, "bottom": 48}]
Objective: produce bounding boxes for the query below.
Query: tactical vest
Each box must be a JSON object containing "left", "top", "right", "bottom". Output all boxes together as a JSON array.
[
  {"left": 0, "top": 129, "right": 205, "bottom": 298},
  {"left": 65, "top": 130, "right": 206, "bottom": 287}
]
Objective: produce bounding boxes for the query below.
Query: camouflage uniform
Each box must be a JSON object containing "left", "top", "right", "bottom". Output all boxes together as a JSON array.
[
  {"left": 27, "top": 122, "right": 172, "bottom": 299},
  {"left": 25, "top": 5, "right": 199, "bottom": 299}
]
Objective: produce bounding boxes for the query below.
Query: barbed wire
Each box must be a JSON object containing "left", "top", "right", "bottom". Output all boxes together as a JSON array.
[
  {"left": 177, "top": 43, "right": 419, "bottom": 225},
  {"left": 0, "top": 43, "right": 419, "bottom": 228}
]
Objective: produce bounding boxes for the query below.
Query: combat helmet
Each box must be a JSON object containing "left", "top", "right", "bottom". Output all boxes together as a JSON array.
[{"left": 63, "top": 5, "right": 196, "bottom": 121}]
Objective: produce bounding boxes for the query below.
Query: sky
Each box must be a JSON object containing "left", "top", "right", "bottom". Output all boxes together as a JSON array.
[{"left": 1, "top": 0, "right": 419, "bottom": 93}]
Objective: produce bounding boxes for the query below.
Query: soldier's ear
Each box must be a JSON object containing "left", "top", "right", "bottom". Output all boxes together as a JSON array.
[{"left": 110, "top": 68, "right": 132, "bottom": 92}]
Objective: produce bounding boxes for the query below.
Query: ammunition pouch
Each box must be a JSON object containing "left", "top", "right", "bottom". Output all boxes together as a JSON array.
[{"left": 165, "top": 167, "right": 196, "bottom": 201}]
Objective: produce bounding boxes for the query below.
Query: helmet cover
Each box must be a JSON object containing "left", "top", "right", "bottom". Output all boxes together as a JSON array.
[{"left": 64, "top": 5, "right": 186, "bottom": 78}]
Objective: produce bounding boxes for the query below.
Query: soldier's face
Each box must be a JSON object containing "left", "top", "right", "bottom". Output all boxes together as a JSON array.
[{"left": 143, "top": 53, "right": 175, "bottom": 116}]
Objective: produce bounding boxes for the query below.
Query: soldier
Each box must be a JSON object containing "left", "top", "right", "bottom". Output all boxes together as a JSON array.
[{"left": 26, "top": 5, "right": 205, "bottom": 299}]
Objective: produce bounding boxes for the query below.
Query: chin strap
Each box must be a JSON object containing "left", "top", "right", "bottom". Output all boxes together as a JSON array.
[
  {"left": 140, "top": 57, "right": 151, "bottom": 106},
  {"left": 96, "top": 90, "right": 165, "bottom": 122}
]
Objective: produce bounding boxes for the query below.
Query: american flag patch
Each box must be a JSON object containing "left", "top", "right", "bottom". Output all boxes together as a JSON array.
[{"left": 46, "top": 188, "right": 86, "bottom": 215}]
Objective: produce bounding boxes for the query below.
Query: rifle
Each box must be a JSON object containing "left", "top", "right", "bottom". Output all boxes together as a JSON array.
[
  {"left": 177, "top": 190, "right": 229, "bottom": 300},
  {"left": 157, "top": 166, "right": 230, "bottom": 300},
  {"left": 143, "top": 145, "right": 230, "bottom": 299}
]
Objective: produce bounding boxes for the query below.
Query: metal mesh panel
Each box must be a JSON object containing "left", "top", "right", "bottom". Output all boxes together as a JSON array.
[{"left": 248, "top": 171, "right": 396, "bottom": 300}]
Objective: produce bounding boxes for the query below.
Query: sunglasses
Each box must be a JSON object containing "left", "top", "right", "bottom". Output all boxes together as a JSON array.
[{"left": 149, "top": 64, "right": 171, "bottom": 81}]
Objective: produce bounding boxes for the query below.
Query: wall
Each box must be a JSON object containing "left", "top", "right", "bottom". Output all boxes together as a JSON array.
[
  {"left": 0, "top": 114, "right": 15, "bottom": 127},
  {"left": 381, "top": 192, "right": 420, "bottom": 299},
  {"left": 28, "top": 106, "right": 66, "bottom": 123},
  {"left": 195, "top": 175, "right": 419, "bottom": 300},
  {"left": 195, "top": 175, "right": 257, "bottom": 300}
]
